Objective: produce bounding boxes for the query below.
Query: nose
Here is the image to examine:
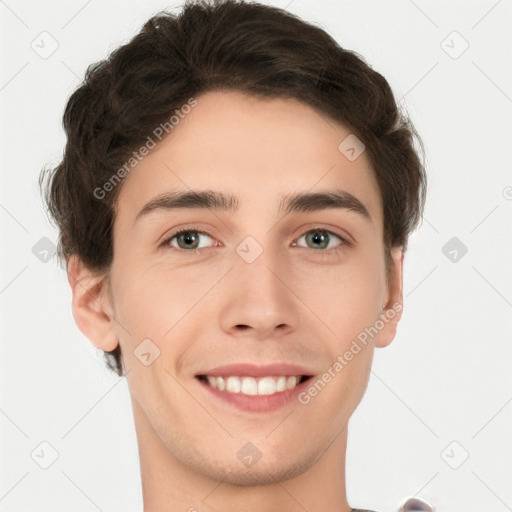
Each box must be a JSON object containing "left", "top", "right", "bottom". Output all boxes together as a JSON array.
[{"left": 217, "top": 244, "right": 301, "bottom": 340}]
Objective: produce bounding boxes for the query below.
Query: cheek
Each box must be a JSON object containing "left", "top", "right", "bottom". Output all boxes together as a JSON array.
[
  {"left": 305, "top": 251, "right": 385, "bottom": 332},
  {"left": 112, "top": 260, "right": 224, "bottom": 347}
]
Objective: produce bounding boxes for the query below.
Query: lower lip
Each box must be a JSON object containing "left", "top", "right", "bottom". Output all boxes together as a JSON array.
[{"left": 196, "top": 377, "right": 312, "bottom": 413}]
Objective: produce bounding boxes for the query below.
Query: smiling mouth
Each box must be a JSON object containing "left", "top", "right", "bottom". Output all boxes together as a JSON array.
[{"left": 196, "top": 374, "right": 312, "bottom": 396}]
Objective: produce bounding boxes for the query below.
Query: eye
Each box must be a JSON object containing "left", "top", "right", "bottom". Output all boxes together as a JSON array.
[
  {"left": 160, "top": 228, "right": 215, "bottom": 252},
  {"left": 293, "top": 228, "right": 349, "bottom": 252},
  {"left": 159, "top": 226, "right": 351, "bottom": 255}
]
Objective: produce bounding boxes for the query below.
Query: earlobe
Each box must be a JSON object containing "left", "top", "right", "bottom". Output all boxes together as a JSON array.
[
  {"left": 375, "top": 246, "right": 404, "bottom": 348},
  {"left": 66, "top": 254, "right": 119, "bottom": 352}
]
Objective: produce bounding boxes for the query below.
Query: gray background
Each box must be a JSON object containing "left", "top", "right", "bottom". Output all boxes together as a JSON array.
[{"left": 1, "top": 0, "right": 511, "bottom": 511}]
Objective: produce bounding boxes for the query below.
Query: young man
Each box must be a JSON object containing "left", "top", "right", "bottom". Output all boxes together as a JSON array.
[{"left": 40, "top": 1, "right": 427, "bottom": 510}]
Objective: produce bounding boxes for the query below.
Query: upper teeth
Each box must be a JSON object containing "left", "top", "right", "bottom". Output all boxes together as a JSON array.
[{"left": 205, "top": 375, "right": 302, "bottom": 395}]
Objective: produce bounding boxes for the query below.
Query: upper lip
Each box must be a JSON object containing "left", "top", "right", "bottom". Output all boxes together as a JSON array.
[{"left": 196, "top": 363, "right": 315, "bottom": 378}]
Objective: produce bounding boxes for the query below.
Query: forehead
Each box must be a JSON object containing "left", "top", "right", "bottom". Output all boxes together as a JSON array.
[{"left": 114, "top": 89, "right": 383, "bottom": 228}]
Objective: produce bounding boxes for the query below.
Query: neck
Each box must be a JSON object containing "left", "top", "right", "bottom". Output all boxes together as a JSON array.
[{"left": 131, "top": 398, "right": 351, "bottom": 512}]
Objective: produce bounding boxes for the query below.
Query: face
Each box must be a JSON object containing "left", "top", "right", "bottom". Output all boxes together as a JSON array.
[{"left": 70, "top": 89, "right": 403, "bottom": 486}]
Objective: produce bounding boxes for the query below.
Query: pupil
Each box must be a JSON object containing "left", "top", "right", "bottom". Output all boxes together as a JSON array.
[
  {"left": 309, "top": 230, "right": 328, "bottom": 249},
  {"left": 182, "top": 232, "right": 198, "bottom": 248}
]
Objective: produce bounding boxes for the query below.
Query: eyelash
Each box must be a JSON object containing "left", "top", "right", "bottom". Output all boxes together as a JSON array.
[{"left": 159, "top": 225, "right": 352, "bottom": 258}]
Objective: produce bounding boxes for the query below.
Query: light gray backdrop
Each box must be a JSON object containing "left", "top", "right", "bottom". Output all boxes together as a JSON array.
[{"left": 1, "top": 0, "right": 511, "bottom": 511}]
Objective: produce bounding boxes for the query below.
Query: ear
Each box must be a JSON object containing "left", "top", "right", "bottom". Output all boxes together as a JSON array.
[
  {"left": 66, "top": 254, "right": 119, "bottom": 352},
  {"left": 374, "top": 246, "right": 404, "bottom": 348}
]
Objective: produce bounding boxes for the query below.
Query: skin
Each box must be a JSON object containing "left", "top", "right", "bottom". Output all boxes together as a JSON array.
[{"left": 67, "top": 89, "right": 404, "bottom": 512}]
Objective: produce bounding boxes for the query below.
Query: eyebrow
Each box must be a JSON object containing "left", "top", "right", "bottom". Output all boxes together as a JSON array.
[{"left": 134, "top": 188, "right": 371, "bottom": 224}]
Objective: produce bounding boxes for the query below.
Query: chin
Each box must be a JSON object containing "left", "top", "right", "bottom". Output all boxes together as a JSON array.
[{"left": 192, "top": 450, "right": 318, "bottom": 487}]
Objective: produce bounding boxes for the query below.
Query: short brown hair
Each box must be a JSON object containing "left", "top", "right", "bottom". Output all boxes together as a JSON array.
[{"left": 39, "top": 0, "right": 427, "bottom": 377}]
